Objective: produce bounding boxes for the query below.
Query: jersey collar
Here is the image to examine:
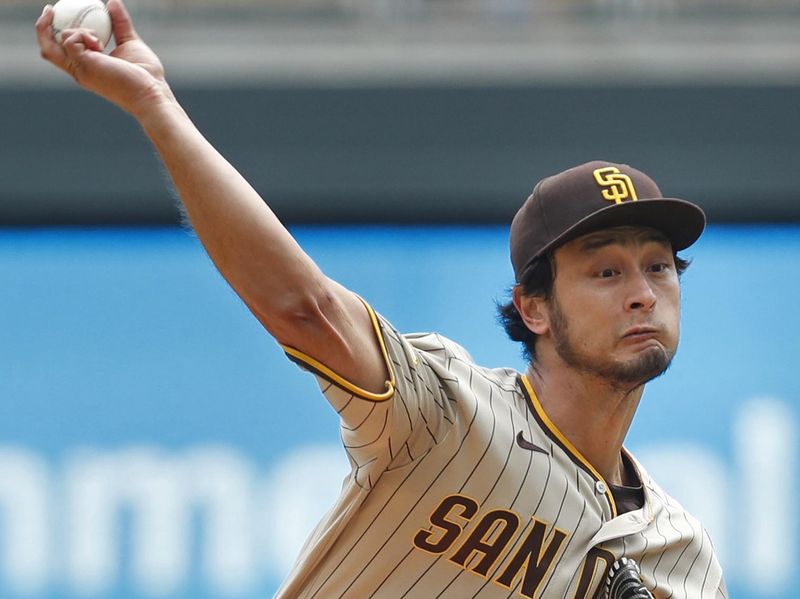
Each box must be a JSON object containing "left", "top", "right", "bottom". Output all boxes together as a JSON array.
[{"left": 519, "top": 374, "right": 619, "bottom": 519}]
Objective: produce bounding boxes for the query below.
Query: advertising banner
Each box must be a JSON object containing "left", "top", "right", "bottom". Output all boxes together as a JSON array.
[{"left": 1, "top": 226, "right": 797, "bottom": 598}]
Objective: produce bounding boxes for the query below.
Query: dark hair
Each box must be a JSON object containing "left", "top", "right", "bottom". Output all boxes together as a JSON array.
[{"left": 496, "top": 253, "right": 691, "bottom": 363}]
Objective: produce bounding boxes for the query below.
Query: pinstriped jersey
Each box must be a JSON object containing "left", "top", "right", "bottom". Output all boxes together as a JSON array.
[{"left": 278, "top": 305, "right": 727, "bottom": 599}]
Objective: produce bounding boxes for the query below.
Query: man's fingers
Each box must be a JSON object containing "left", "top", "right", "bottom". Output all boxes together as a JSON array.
[
  {"left": 62, "top": 29, "right": 89, "bottom": 79},
  {"left": 35, "top": 4, "right": 67, "bottom": 67},
  {"left": 38, "top": 0, "right": 107, "bottom": 80},
  {"left": 64, "top": 28, "right": 104, "bottom": 53},
  {"left": 61, "top": 29, "right": 104, "bottom": 81},
  {"left": 34, "top": 3, "right": 53, "bottom": 28},
  {"left": 107, "top": 0, "right": 138, "bottom": 45}
]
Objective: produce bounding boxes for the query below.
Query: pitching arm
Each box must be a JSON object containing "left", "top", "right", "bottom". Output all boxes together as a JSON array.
[{"left": 35, "top": 0, "right": 390, "bottom": 395}]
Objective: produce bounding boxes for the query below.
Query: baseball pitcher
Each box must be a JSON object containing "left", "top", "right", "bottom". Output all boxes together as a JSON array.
[{"left": 36, "top": 2, "right": 727, "bottom": 597}]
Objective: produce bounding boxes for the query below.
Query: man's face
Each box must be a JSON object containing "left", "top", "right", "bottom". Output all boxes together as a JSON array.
[{"left": 545, "top": 226, "right": 682, "bottom": 388}]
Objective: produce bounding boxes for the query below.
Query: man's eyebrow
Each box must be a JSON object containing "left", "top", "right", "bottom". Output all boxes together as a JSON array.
[
  {"left": 578, "top": 236, "right": 617, "bottom": 252},
  {"left": 577, "top": 231, "right": 671, "bottom": 253}
]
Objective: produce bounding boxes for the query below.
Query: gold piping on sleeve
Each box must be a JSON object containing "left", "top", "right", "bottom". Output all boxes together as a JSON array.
[
  {"left": 522, "top": 375, "right": 618, "bottom": 518},
  {"left": 281, "top": 298, "right": 397, "bottom": 402}
]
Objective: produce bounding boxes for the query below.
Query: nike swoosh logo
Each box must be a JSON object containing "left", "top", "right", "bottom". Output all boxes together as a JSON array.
[{"left": 516, "top": 431, "right": 549, "bottom": 455}]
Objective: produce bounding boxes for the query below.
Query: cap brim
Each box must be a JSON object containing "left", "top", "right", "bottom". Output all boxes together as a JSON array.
[{"left": 536, "top": 198, "right": 706, "bottom": 258}]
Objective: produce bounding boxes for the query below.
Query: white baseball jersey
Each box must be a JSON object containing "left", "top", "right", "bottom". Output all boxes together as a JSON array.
[{"left": 278, "top": 303, "right": 727, "bottom": 599}]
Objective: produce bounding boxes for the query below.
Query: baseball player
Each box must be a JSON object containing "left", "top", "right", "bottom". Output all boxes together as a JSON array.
[{"left": 36, "top": 2, "right": 727, "bottom": 598}]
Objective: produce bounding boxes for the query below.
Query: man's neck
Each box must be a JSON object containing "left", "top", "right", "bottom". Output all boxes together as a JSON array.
[{"left": 526, "top": 361, "right": 644, "bottom": 486}]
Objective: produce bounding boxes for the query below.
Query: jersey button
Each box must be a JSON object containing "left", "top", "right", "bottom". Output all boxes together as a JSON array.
[{"left": 595, "top": 481, "right": 608, "bottom": 494}]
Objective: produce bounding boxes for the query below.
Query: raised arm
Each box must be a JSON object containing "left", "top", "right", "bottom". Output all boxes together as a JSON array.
[{"left": 35, "top": 0, "right": 389, "bottom": 394}]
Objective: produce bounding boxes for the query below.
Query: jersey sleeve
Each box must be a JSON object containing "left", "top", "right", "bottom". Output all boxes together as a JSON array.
[{"left": 283, "top": 300, "right": 466, "bottom": 489}]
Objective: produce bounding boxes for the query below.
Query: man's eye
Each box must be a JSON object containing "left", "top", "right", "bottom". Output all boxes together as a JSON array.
[
  {"left": 600, "top": 268, "right": 616, "bottom": 278},
  {"left": 650, "top": 263, "right": 670, "bottom": 273}
]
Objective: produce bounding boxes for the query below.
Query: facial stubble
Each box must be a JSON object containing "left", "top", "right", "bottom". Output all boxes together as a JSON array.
[{"left": 548, "top": 292, "right": 675, "bottom": 389}]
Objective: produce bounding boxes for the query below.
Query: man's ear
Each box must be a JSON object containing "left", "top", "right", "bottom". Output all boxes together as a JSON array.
[{"left": 512, "top": 286, "right": 550, "bottom": 336}]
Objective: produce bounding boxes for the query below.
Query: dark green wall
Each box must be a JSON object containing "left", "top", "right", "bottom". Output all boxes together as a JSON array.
[{"left": 2, "top": 84, "right": 799, "bottom": 225}]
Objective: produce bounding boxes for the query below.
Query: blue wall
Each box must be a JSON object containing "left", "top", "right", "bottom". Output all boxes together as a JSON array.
[{"left": 1, "top": 226, "right": 798, "bottom": 598}]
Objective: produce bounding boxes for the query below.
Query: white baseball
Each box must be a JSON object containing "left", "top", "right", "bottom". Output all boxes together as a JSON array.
[{"left": 51, "top": 0, "right": 112, "bottom": 47}]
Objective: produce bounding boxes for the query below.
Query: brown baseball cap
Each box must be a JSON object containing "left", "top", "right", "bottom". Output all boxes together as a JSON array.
[{"left": 510, "top": 160, "right": 706, "bottom": 281}]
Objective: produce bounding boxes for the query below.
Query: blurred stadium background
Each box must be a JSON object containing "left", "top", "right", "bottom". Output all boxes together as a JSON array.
[{"left": 1, "top": 1, "right": 799, "bottom": 598}]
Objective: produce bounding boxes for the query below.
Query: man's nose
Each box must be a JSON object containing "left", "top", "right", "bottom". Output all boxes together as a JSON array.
[{"left": 625, "top": 272, "right": 657, "bottom": 311}]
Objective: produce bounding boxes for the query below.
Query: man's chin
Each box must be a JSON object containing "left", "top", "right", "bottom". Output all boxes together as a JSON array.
[
  {"left": 608, "top": 346, "right": 674, "bottom": 387},
  {"left": 552, "top": 323, "right": 677, "bottom": 388}
]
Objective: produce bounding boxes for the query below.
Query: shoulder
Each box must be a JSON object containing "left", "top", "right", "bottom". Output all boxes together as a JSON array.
[
  {"left": 374, "top": 311, "right": 522, "bottom": 395},
  {"left": 403, "top": 330, "right": 474, "bottom": 363},
  {"left": 373, "top": 310, "right": 475, "bottom": 365},
  {"left": 404, "top": 330, "right": 521, "bottom": 393}
]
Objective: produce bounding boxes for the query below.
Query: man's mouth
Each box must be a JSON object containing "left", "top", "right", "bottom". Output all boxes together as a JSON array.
[{"left": 621, "top": 326, "right": 660, "bottom": 341}]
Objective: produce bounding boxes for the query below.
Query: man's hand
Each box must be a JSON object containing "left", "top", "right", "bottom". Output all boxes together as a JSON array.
[{"left": 36, "top": 0, "right": 175, "bottom": 119}]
